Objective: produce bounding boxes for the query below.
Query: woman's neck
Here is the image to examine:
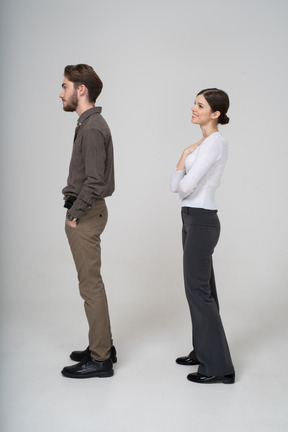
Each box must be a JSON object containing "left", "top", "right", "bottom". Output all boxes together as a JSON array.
[{"left": 201, "top": 125, "right": 219, "bottom": 138}]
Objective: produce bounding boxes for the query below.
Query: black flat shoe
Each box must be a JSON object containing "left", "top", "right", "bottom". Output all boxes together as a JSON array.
[
  {"left": 187, "top": 372, "right": 235, "bottom": 384},
  {"left": 70, "top": 345, "right": 117, "bottom": 363},
  {"left": 176, "top": 354, "right": 200, "bottom": 366},
  {"left": 62, "top": 356, "right": 114, "bottom": 379}
]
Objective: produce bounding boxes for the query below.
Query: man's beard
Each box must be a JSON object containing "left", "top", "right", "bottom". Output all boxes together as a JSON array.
[{"left": 63, "top": 90, "right": 78, "bottom": 112}]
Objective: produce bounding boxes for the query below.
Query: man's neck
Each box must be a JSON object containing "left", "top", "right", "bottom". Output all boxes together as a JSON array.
[{"left": 76, "top": 102, "right": 95, "bottom": 117}]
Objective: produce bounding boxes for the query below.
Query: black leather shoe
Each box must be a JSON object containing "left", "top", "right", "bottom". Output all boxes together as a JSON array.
[
  {"left": 176, "top": 354, "right": 200, "bottom": 366},
  {"left": 70, "top": 345, "right": 117, "bottom": 363},
  {"left": 62, "top": 356, "right": 114, "bottom": 379},
  {"left": 187, "top": 372, "right": 235, "bottom": 384}
]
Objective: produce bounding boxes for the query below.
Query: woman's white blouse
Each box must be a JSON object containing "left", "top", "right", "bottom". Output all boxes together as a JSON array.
[{"left": 170, "top": 132, "right": 228, "bottom": 210}]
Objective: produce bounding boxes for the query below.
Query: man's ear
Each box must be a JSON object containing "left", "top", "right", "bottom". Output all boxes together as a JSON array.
[{"left": 77, "top": 84, "right": 87, "bottom": 97}]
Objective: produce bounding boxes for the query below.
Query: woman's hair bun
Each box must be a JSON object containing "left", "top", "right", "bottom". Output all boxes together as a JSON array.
[{"left": 219, "top": 114, "right": 229, "bottom": 125}]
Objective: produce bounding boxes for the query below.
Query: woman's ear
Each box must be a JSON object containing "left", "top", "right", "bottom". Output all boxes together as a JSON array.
[{"left": 211, "top": 110, "right": 220, "bottom": 120}]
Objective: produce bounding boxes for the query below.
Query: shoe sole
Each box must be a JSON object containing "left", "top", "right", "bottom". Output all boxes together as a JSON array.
[
  {"left": 223, "top": 378, "right": 235, "bottom": 384},
  {"left": 61, "top": 370, "right": 114, "bottom": 379},
  {"left": 176, "top": 360, "right": 200, "bottom": 366},
  {"left": 187, "top": 376, "right": 235, "bottom": 384}
]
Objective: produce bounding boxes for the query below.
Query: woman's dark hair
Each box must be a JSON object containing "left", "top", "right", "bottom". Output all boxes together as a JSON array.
[
  {"left": 64, "top": 64, "right": 103, "bottom": 103},
  {"left": 197, "top": 88, "right": 230, "bottom": 125}
]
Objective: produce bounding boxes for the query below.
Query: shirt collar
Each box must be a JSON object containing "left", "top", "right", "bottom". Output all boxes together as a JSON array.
[{"left": 77, "top": 106, "right": 102, "bottom": 126}]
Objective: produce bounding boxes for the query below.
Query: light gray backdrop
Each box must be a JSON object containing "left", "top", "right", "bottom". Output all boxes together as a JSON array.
[{"left": 0, "top": 0, "right": 287, "bottom": 428}]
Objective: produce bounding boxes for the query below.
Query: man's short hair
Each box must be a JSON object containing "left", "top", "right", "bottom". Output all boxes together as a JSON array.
[{"left": 64, "top": 64, "right": 103, "bottom": 103}]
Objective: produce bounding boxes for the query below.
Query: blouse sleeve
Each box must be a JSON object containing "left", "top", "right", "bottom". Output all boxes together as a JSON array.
[
  {"left": 174, "top": 137, "right": 222, "bottom": 200},
  {"left": 170, "top": 169, "right": 185, "bottom": 193}
]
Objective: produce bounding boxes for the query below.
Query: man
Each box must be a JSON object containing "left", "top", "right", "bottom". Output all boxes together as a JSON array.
[{"left": 59, "top": 64, "right": 116, "bottom": 379}]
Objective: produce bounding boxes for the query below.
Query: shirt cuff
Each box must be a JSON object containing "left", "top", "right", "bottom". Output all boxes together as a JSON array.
[{"left": 68, "top": 198, "right": 90, "bottom": 218}]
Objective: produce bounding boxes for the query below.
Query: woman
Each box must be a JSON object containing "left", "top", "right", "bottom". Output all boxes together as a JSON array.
[{"left": 170, "top": 88, "right": 235, "bottom": 384}]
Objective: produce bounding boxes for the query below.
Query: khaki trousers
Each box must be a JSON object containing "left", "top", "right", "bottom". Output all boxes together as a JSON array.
[{"left": 65, "top": 199, "right": 112, "bottom": 361}]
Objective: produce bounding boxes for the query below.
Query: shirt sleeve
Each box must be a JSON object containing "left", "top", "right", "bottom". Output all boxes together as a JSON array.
[
  {"left": 175, "top": 138, "right": 222, "bottom": 201},
  {"left": 69, "top": 128, "right": 107, "bottom": 218},
  {"left": 170, "top": 169, "right": 185, "bottom": 193}
]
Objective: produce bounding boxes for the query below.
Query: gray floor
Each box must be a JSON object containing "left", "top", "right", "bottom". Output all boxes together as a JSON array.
[{"left": 1, "top": 294, "right": 287, "bottom": 432}]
